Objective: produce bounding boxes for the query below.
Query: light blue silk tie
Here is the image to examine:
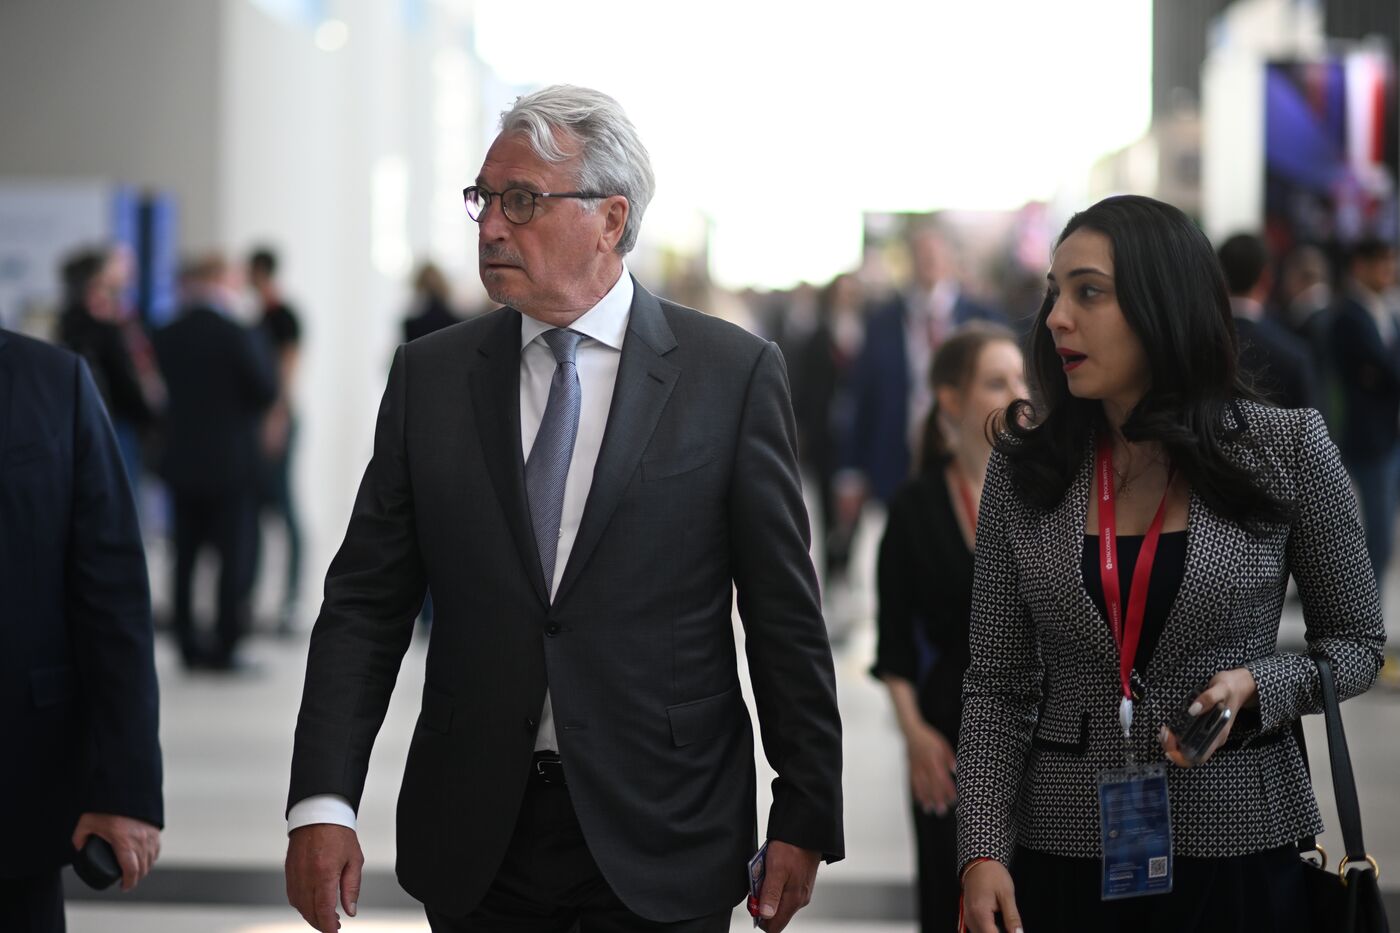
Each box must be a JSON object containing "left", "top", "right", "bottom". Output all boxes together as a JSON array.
[{"left": 525, "top": 328, "right": 584, "bottom": 594}]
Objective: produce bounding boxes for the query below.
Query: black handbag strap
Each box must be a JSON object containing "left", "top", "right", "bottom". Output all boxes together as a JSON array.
[{"left": 1300, "top": 656, "right": 1370, "bottom": 864}]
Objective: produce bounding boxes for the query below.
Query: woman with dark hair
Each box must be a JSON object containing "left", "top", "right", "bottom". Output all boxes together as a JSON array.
[
  {"left": 957, "top": 195, "right": 1385, "bottom": 933},
  {"left": 872, "top": 322, "right": 1024, "bottom": 931}
]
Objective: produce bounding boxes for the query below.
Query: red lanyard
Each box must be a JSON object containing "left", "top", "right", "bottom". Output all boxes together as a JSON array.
[
  {"left": 1095, "top": 435, "right": 1174, "bottom": 735},
  {"left": 953, "top": 465, "right": 978, "bottom": 538}
]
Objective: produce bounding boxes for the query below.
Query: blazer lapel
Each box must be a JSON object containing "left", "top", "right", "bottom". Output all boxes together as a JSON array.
[
  {"left": 553, "top": 281, "right": 679, "bottom": 604},
  {"left": 1144, "top": 480, "right": 1250, "bottom": 695},
  {"left": 1048, "top": 440, "right": 1123, "bottom": 671},
  {"left": 469, "top": 310, "right": 550, "bottom": 606}
]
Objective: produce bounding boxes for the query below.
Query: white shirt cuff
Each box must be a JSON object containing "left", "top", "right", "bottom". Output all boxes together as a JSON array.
[{"left": 287, "top": 794, "right": 357, "bottom": 833}]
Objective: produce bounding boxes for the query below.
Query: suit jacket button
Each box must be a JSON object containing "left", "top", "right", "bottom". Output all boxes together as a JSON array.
[
  {"left": 525, "top": 717, "right": 537, "bottom": 732},
  {"left": 545, "top": 624, "right": 561, "bottom": 637}
]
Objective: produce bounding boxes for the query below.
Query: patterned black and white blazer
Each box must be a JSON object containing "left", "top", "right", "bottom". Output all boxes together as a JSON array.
[{"left": 956, "top": 401, "right": 1386, "bottom": 870}]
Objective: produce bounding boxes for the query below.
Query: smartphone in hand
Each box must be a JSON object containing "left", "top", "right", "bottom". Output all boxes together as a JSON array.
[{"left": 1167, "top": 691, "right": 1231, "bottom": 764}]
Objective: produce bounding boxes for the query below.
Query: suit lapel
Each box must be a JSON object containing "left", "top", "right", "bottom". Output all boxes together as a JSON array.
[
  {"left": 0, "top": 331, "right": 13, "bottom": 458},
  {"left": 469, "top": 310, "right": 550, "bottom": 606},
  {"left": 554, "top": 282, "right": 679, "bottom": 604}
]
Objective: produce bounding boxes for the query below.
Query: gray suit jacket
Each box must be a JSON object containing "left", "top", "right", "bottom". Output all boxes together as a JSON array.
[
  {"left": 289, "top": 280, "right": 843, "bottom": 919},
  {"left": 956, "top": 402, "right": 1385, "bottom": 870}
]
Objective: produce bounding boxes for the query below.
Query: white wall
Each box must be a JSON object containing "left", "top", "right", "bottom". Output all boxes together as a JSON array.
[
  {"left": 0, "top": 0, "right": 488, "bottom": 613},
  {"left": 0, "top": 0, "right": 224, "bottom": 248}
]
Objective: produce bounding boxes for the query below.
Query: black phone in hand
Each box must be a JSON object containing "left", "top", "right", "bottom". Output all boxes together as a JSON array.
[
  {"left": 72, "top": 836, "right": 121, "bottom": 890},
  {"left": 1168, "top": 691, "right": 1232, "bottom": 764}
]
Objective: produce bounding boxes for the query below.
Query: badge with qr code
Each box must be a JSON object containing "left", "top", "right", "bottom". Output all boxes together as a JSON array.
[{"left": 1098, "top": 764, "right": 1173, "bottom": 899}]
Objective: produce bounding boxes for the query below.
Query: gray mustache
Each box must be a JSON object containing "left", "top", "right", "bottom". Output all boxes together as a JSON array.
[{"left": 479, "top": 246, "right": 524, "bottom": 266}]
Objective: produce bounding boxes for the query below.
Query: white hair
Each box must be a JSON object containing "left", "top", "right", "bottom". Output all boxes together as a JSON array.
[{"left": 499, "top": 85, "right": 656, "bottom": 255}]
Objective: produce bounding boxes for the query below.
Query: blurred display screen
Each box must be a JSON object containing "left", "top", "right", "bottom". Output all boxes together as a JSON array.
[{"left": 1264, "top": 52, "right": 1398, "bottom": 255}]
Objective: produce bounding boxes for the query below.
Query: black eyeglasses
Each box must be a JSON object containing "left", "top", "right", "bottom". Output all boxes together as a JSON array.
[{"left": 462, "top": 185, "right": 615, "bottom": 225}]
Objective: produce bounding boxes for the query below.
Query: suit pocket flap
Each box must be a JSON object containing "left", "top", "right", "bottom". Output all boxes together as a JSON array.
[
  {"left": 1030, "top": 708, "right": 1089, "bottom": 755},
  {"left": 642, "top": 449, "right": 715, "bottom": 482},
  {"left": 667, "top": 684, "right": 742, "bottom": 747},
  {"left": 418, "top": 683, "right": 454, "bottom": 734},
  {"left": 4, "top": 440, "right": 56, "bottom": 469},
  {"left": 31, "top": 665, "right": 74, "bottom": 708}
]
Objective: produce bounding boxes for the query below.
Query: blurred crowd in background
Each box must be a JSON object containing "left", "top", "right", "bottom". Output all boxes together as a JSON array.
[{"left": 27, "top": 212, "right": 1400, "bottom": 677}]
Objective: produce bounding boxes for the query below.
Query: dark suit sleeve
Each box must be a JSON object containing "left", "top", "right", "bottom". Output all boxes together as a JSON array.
[
  {"left": 240, "top": 325, "right": 279, "bottom": 410},
  {"left": 728, "top": 342, "right": 844, "bottom": 861},
  {"left": 1333, "top": 307, "right": 1400, "bottom": 394},
  {"left": 1292, "top": 346, "right": 1319, "bottom": 412},
  {"left": 840, "top": 330, "right": 878, "bottom": 478},
  {"left": 288, "top": 346, "right": 424, "bottom": 813},
  {"left": 872, "top": 491, "right": 919, "bottom": 685},
  {"left": 67, "top": 359, "right": 163, "bottom": 826}
]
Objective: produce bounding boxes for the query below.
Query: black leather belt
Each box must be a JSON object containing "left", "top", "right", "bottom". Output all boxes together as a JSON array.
[{"left": 532, "top": 751, "right": 566, "bottom": 786}]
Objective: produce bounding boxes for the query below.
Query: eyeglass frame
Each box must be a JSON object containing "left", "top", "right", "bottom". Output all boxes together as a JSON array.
[{"left": 462, "top": 185, "right": 618, "bottom": 225}]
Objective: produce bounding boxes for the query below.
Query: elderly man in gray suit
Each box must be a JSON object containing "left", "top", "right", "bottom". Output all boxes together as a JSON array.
[{"left": 284, "top": 85, "right": 844, "bottom": 932}]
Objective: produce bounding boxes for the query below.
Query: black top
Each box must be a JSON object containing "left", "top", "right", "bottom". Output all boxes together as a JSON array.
[
  {"left": 1081, "top": 531, "right": 1187, "bottom": 677},
  {"left": 58, "top": 305, "right": 154, "bottom": 425},
  {"left": 872, "top": 469, "right": 974, "bottom": 742},
  {"left": 259, "top": 301, "right": 302, "bottom": 350},
  {"left": 403, "top": 296, "right": 460, "bottom": 343}
]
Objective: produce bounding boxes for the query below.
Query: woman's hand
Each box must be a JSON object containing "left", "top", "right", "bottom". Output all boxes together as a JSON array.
[
  {"left": 906, "top": 721, "right": 957, "bottom": 816},
  {"left": 1159, "top": 666, "right": 1258, "bottom": 768},
  {"left": 961, "top": 859, "right": 1023, "bottom": 933}
]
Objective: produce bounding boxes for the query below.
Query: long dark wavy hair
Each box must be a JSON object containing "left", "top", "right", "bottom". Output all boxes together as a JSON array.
[{"left": 996, "top": 195, "right": 1294, "bottom": 532}]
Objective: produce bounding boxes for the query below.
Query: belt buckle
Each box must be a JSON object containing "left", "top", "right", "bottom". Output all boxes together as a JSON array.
[{"left": 534, "top": 754, "right": 564, "bottom": 785}]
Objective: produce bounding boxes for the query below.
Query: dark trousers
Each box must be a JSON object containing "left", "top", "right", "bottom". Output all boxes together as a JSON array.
[
  {"left": 424, "top": 778, "right": 731, "bottom": 933},
  {"left": 911, "top": 803, "right": 959, "bottom": 933},
  {"left": 1010, "top": 843, "right": 1311, "bottom": 932},
  {"left": 258, "top": 418, "right": 302, "bottom": 617},
  {"left": 1347, "top": 446, "right": 1400, "bottom": 584},
  {"left": 0, "top": 871, "right": 65, "bottom": 933},
  {"left": 172, "top": 487, "right": 258, "bottom": 666}
]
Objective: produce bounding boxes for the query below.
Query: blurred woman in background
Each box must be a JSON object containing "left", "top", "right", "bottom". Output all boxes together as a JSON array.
[{"left": 872, "top": 322, "right": 1025, "bottom": 931}]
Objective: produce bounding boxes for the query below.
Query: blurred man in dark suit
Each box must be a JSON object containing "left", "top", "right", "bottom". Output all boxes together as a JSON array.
[
  {"left": 1332, "top": 238, "right": 1400, "bottom": 583},
  {"left": 155, "top": 254, "right": 277, "bottom": 670},
  {"left": 840, "top": 223, "right": 1006, "bottom": 518},
  {"left": 1216, "top": 233, "right": 1317, "bottom": 411},
  {"left": 0, "top": 330, "right": 162, "bottom": 931}
]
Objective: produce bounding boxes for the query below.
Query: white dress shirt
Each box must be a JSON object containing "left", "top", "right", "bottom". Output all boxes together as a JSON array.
[
  {"left": 287, "top": 267, "right": 633, "bottom": 833},
  {"left": 903, "top": 280, "right": 959, "bottom": 448}
]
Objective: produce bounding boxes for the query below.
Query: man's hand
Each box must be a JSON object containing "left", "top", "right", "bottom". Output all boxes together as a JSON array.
[
  {"left": 961, "top": 859, "right": 1022, "bottom": 933},
  {"left": 72, "top": 812, "right": 161, "bottom": 892},
  {"left": 756, "top": 840, "right": 821, "bottom": 932},
  {"left": 286, "top": 823, "right": 364, "bottom": 932},
  {"left": 906, "top": 722, "right": 957, "bottom": 816}
]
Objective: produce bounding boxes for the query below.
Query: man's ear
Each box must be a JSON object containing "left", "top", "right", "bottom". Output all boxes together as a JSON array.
[{"left": 598, "top": 196, "right": 630, "bottom": 253}]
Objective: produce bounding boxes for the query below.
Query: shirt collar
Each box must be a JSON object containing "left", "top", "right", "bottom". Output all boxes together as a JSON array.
[
  {"left": 519, "top": 264, "right": 632, "bottom": 352},
  {"left": 1230, "top": 296, "right": 1265, "bottom": 322}
]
